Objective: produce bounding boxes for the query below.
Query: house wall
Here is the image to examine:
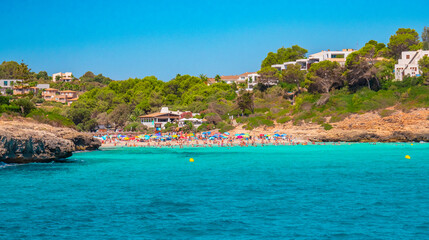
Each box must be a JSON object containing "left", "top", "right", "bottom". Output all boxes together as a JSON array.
[
  {"left": 0, "top": 79, "right": 23, "bottom": 88},
  {"left": 395, "top": 50, "right": 429, "bottom": 80}
]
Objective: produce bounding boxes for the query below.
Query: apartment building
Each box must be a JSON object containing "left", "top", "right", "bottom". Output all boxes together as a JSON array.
[
  {"left": 42, "top": 88, "right": 59, "bottom": 101},
  {"left": 42, "top": 88, "right": 79, "bottom": 105},
  {"left": 52, "top": 72, "right": 73, "bottom": 82},
  {"left": 395, "top": 50, "right": 429, "bottom": 80}
]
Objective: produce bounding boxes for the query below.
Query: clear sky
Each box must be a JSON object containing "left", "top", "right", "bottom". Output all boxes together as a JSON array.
[{"left": 1, "top": 0, "right": 428, "bottom": 81}]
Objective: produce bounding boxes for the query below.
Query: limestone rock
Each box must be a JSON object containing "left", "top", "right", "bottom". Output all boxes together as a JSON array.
[{"left": 0, "top": 118, "right": 101, "bottom": 163}]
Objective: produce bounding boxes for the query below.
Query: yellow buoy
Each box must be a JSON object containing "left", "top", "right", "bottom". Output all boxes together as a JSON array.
[
  {"left": 405, "top": 155, "right": 411, "bottom": 159},
  {"left": 189, "top": 158, "right": 194, "bottom": 162},
  {"left": 411, "top": 144, "right": 413, "bottom": 146}
]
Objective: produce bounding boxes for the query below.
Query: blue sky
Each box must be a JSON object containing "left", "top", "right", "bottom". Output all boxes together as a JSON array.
[{"left": 1, "top": 0, "right": 428, "bottom": 81}]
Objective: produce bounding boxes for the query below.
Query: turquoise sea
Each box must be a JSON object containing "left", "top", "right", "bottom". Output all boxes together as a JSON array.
[{"left": 1, "top": 143, "right": 429, "bottom": 239}]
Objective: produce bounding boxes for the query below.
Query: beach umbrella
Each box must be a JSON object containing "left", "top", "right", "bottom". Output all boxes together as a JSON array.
[
  {"left": 224, "top": 132, "right": 230, "bottom": 135},
  {"left": 235, "top": 134, "right": 240, "bottom": 136},
  {"left": 209, "top": 137, "right": 215, "bottom": 140},
  {"left": 237, "top": 135, "right": 243, "bottom": 139}
]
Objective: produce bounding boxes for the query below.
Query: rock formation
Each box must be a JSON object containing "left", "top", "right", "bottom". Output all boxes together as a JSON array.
[{"left": 0, "top": 118, "right": 101, "bottom": 163}]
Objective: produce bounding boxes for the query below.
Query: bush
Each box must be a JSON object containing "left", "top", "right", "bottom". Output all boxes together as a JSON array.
[
  {"left": 277, "top": 116, "right": 291, "bottom": 123},
  {"left": 124, "top": 122, "right": 147, "bottom": 132},
  {"left": 0, "top": 96, "right": 10, "bottom": 105},
  {"left": 27, "top": 109, "right": 75, "bottom": 128},
  {"left": 205, "top": 112, "right": 222, "bottom": 124},
  {"left": 164, "top": 122, "right": 178, "bottom": 132},
  {"left": 216, "top": 122, "right": 235, "bottom": 133},
  {"left": 0, "top": 104, "right": 20, "bottom": 114},
  {"left": 379, "top": 109, "right": 396, "bottom": 118},
  {"left": 322, "top": 123, "right": 333, "bottom": 130},
  {"left": 244, "top": 116, "right": 274, "bottom": 130},
  {"left": 197, "top": 123, "right": 215, "bottom": 131},
  {"left": 13, "top": 98, "right": 36, "bottom": 116}
]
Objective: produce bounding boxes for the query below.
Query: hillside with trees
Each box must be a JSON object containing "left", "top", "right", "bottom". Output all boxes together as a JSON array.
[{"left": 1, "top": 27, "right": 428, "bottom": 133}]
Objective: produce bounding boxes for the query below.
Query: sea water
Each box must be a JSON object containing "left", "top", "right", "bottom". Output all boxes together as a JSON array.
[{"left": 0, "top": 143, "right": 428, "bottom": 239}]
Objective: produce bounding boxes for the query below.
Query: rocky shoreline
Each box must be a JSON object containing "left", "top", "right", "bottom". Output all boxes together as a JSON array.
[
  {"left": 230, "top": 108, "right": 429, "bottom": 143},
  {"left": 0, "top": 118, "right": 101, "bottom": 164}
]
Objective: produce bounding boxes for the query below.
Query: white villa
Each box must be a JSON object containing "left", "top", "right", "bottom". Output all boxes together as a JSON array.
[
  {"left": 272, "top": 49, "right": 356, "bottom": 71},
  {"left": 52, "top": 72, "right": 73, "bottom": 82},
  {"left": 395, "top": 50, "right": 429, "bottom": 80},
  {"left": 139, "top": 107, "right": 180, "bottom": 129}
]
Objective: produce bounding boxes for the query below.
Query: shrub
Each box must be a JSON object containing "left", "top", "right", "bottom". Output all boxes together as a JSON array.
[
  {"left": 124, "top": 122, "right": 148, "bottom": 132},
  {"left": 216, "top": 122, "right": 235, "bottom": 133},
  {"left": 277, "top": 116, "right": 291, "bottom": 123},
  {"left": 13, "top": 98, "right": 36, "bottom": 116},
  {"left": 244, "top": 116, "right": 274, "bottom": 130},
  {"left": 0, "top": 96, "right": 10, "bottom": 105},
  {"left": 27, "top": 109, "right": 75, "bottom": 128},
  {"left": 322, "top": 123, "right": 333, "bottom": 130},
  {"left": 379, "top": 109, "right": 396, "bottom": 118}
]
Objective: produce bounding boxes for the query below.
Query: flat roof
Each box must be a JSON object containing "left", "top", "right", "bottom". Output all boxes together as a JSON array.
[{"left": 139, "top": 112, "right": 180, "bottom": 119}]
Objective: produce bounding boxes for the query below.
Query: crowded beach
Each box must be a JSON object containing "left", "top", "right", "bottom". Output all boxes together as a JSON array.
[{"left": 94, "top": 131, "right": 310, "bottom": 148}]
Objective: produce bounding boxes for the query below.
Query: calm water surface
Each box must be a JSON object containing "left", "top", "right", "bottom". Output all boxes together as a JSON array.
[{"left": 0, "top": 143, "right": 428, "bottom": 239}]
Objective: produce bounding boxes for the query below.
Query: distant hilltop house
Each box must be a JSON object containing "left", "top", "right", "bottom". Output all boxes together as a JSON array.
[
  {"left": 0, "top": 79, "right": 23, "bottom": 95},
  {"left": 42, "top": 88, "right": 79, "bottom": 106},
  {"left": 395, "top": 50, "right": 429, "bottom": 81},
  {"left": 52, "top": 72, "right": 73, "bottom": 82},
  {"left": 272, "top": 49, "right": 356, "bottom": 71},
  {"left": 208, "top": 72, "right": 260, "bottom": 91}
]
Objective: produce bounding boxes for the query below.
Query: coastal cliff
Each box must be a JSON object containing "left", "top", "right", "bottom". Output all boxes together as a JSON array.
[
  {"left": 0, "top": 118, "right": 101, "bottom": 163},
  {"left": 233, "top": 108, "right": 429, "bottom": 142}
]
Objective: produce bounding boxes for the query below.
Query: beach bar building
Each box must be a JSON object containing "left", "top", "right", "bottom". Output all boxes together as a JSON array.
[{"left": 139, "top": 112, "right": 180, "bottom": 129}]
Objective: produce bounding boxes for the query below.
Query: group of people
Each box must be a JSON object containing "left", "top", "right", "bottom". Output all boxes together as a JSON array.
[{"left": 96, "top": 132, "right": 304, "bottom": 149}]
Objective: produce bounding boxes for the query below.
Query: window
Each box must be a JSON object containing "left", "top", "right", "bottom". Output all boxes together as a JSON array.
[
  {"left": 4, "top": 81, "right": 7, "bottom": 86},
  {"left": 406, "top": 55, "right": 410, "bottom": 59}
]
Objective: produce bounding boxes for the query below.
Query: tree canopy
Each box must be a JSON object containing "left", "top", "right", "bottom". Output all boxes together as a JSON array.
[
  {"left": 0, "top": 61, "right": 32, "bottom": 80},
  {"left": 261, "top": 45, "right": 308, "bottom": 68},
  {"left": 422, "top": 26, "right": 429, "bottom": 50},
  {"left": 388, "top": 28, "right": 422, "bottom": 59},
  {"left": 305, "top": 61, "right": 344, "bottom": 93}
]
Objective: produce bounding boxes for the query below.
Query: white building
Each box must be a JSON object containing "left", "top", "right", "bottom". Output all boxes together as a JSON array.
[
  {"left": 36, "top": 84, "right": 50, "bottom": 89},
  {"left": 395, "top": 50, "right": 429, "bottom": 80},
  {"left": 0, "top": 79, "right": 23, "bottom": 95},
  {"left": 52, "top": 72, "right": 73, "bottom": 82},
  {"left": 178, "top": 118, "right": 204, "bottom": 128},
  {"left": 0, "top": 79, "right": 23, "bottom": 88},
  {"left": 139, "top": 111, "right": 180, "bottom": 129},
  {"left": 272, "top": 49, "right": 356, "bottom": 71}
]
